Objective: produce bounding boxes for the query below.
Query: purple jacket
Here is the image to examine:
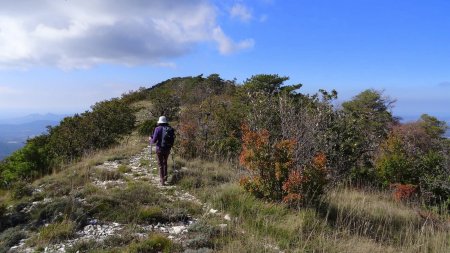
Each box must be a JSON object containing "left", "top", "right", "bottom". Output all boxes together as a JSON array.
[{"left": 151, "top": 125, "right": 170, "bottom": 152}]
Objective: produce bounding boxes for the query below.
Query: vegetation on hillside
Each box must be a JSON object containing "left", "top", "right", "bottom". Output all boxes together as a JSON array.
[
  {"left": 1, "top": 73, "right": 449, "bottom": 208},
  {"left": 0, "top": 74, "right": 449, "bottom": 252},
  {"left": 0, "top": 99, "right": 135, "bottom": 187}
]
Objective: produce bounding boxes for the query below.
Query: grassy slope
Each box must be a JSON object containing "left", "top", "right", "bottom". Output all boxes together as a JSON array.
[{"left": 171, "top": 157, "right": 450, "bottom": 253}]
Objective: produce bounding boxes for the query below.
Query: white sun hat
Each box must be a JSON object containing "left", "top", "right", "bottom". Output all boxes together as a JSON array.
[{"left": 157, "top": 116, "right": 168, "bottom": 124}]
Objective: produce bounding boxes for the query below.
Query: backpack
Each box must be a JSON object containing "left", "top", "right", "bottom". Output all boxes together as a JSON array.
[{"left": 161, "top": 126, "right": 175, "bottom": 149}]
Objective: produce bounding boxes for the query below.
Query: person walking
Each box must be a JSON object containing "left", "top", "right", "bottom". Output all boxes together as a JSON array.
[{"left": 150, "top": 116, "right": 175, "bottom": 186}]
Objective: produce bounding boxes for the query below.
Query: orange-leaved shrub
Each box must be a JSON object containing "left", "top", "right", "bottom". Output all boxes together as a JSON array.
[
  {"left": 239, "top": 124, "right": 329, "bottom": 205},
  {"left": 177, "top": 118, "right": 200, "bottom": 159},
  {"left": 390, "top": 183, "right": 418, "bottom": 202},
  {"left": 282, "top": 153, "right": 329, "bottom": 206}
]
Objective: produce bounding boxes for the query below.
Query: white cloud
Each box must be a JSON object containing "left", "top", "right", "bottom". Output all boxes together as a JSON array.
[
  {"left": 212, "top": 27, "right": 254, "bottom": 55},
  {"left": 230, "top": 4, "right": 253, "bottom": 22},
  {"left": 0, "top": 0, "right": 253, "bottom": 69}
]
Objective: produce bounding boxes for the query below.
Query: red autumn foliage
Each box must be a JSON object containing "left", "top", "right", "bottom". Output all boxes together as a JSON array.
[
  {"left": 178, "top": 119, "right": 199, "bottom": 158},
  {"left": 239, "top": 123, "right": 329, "bottom": 204},
  {"left": 282, "top": 170, "right": 304, "bottom": 204},
  {"left": 313, "top": 152, "right": 327, "bottom": 169},
  {"left": 282, "top": 153, "right": 329, "bottom": 205},
  {"left": 239, "top": 124, "right": 270, "bottom": 170},
  {"left": 390, "top": 183, "right": 417, "bottom": 202}
]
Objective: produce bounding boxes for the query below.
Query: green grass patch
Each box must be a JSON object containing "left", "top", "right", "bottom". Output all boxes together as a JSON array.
[
  {"left": 171, "top": 158, "right": 236, "bottom": 191},
  {"left": 86, "top": 183, "right": 160, "bottom": 223},
  {"left": 209, "top": 184, "right": 324, "bottom": 250},
  {"left": 31, "top": 220, "right": 76, "bottom": 246},
  {"left": 138, "top": 206, "right": 164, "bottom": 222},
  {"left": 118, "top": 164, "right": 132, "bottom": 174},
  {"left": 127, "top": 233, "right": 176, "bottom": 253},
  {"left": 95, "top": 169, "right": 123, "bottom": 181}
]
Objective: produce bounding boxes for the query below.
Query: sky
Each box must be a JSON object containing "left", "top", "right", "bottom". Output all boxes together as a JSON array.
[{"left": 0, "top": 0, "right": 449, "bottom": 121}]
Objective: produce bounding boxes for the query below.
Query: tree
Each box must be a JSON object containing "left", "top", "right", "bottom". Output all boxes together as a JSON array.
[
  {"left": 242, "top": 74, "right": 292, "bottom": 95},
  {"left": 149, "top": 89, "right": 180, "bottom": 120},
  {"left": 340, "top": 89, "right": 396, "bottom": 180},
  {"left": 419, "top": 114, "right": 448, "bottom": 139},
  {"left": 240, "top": 74, "right": 301, "bottom": 138},
  {"left": 376, "top": 117, "right": 449, "bottom": 207}
]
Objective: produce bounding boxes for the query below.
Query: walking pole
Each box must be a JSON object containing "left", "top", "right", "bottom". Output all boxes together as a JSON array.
[
  {"left": 171, "top": 151, "right": 175, "bottom": 172},
  {"left": 149, "top": 142, "right": 153, "bottom": 161}
]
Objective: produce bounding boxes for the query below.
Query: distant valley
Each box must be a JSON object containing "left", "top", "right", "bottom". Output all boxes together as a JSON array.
[{"left": 0, "top": 114, "right": 65, "bottom": 160}]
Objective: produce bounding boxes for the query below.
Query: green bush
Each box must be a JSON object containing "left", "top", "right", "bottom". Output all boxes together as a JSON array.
[
  {"left": 11, "top": 181, "right": 34, "bottom": 200},
  {"left": 118, "top": 165, "right": 131, "bottom": 174},
  {"left": 127, "top": 234, "right": 173, "bottom": 253},
  {"left": 86, "top": 184, "right": 161, "bottom": 222},
  {"left": 138, "top": 119, "right": 157, "bottom": 136},
  {"left": 0, "top": 227, "right": 26, "bottom": 252},
  {"left": 0, "top": 98, "right": 135, "bottom": 188},
  {"left": 138, "top": 206, "right": 164, "bottom": 222},
  {"left": 34, "top": 220, "right": 76, "bottom": 245},
  {"left": 121, "top": 87, "right": 150, "bottom": 104},
  {"left": 96, "top": 169, "right": 123, "bottom": 181},
  {"left": 376, "top": 118, "right": 449, "bottom": 207}
]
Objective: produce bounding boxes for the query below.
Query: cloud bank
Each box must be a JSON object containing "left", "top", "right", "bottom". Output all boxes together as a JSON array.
[{"left": 0, "top": 0, "right": 254, "bottom": 69}]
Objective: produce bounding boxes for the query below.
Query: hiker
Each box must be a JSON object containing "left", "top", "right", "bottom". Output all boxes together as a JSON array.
[{"left": 150, "top": 116, "right": 175, "bottom": 186}]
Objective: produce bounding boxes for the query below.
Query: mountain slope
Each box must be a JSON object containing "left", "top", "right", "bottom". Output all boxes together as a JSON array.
[{"left": 1, "top": 76, "right": 449, "bottom": 252}]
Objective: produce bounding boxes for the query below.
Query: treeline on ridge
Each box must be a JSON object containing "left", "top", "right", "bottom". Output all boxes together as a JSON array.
[
  {"left": 1, "top": 74, "right": 449, "bottom": 212},
  {"left": 0, "top": 99, "right": 135, "bottom": 186}
]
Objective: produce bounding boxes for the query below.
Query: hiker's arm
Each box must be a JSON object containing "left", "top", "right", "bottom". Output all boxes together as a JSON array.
[{"left": 150, "top": 127, "right": 160, "bottom": 144}]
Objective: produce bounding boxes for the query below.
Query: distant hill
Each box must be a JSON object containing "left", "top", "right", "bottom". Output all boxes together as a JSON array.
[
  {"left": 0, "top": 114, "right": 65, "bottom": 160},
  {"left": 0, "top": 113, "right": 66, "bottom": 125}
]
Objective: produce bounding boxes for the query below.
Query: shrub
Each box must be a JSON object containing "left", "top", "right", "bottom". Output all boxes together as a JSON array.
[
  {"left": 127, "top": 234, "right": 173, "bottom": 253},
  {"left": 118, "top": 165, "right": 131, "bottom": 174},
  {"left": 239, "top": 124, "right": 328, "bottom": 204},
  {"left": 138, "top": 119, "right": 157, "bottom": 137},
  {"left": 239, "top": 124, "right": 279, "bottom": 200},
  {"left": 86, "top": 183, "right": 161, "bottom": 223},
  {"left": 282, "top": 153, "right": 329, "bottom": 206},
  {"left": 0, "top": 98, "right": 136, "bottom": 188},
  {"left": 11, "top": 181, "right": 34, "bottom": 200},
  {"left": 376, "top": 118, "right": 449, "bottom": 206},
  {"left": 390, "top": 183, "right": 418, "bottom": 202},
  {"left": 121, "top": 87, "right": 149, "bottom": 104},
  {"left": 0, "top": 227, "right": 26, "bottom": 251},
  {"left": 34, "top": 220, "right": 76, "bottom": 245},
  {"left": 96, "top": 169, "right": 123, "bottom": 181},
  {"left": 138, "top": 206, "right": 164, "bottom": 222}
]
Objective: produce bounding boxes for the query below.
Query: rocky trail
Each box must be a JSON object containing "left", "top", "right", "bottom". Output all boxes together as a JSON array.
[{"left": 9, "top": 146, "right": 231, "bottom": 253}]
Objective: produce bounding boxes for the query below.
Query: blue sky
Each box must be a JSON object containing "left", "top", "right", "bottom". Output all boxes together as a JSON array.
[{"left": 0, "top": 0, "right": 449, "bottom": 121}]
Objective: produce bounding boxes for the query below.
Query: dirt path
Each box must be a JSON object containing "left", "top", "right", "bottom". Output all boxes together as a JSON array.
[{"left": 10, "top": 146, "right": 210, "bottom": 252}]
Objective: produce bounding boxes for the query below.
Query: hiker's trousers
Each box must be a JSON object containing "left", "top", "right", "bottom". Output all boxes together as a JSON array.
[{"left": 156, "top": 149, "right": 170, "bottom": 184}]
